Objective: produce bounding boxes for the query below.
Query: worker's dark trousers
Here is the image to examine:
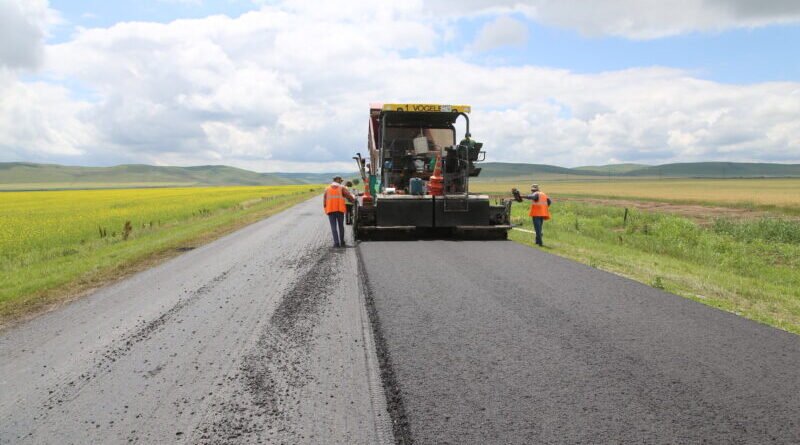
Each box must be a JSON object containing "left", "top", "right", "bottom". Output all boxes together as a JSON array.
[
  {"left": 328, "top": 211, "right": 345, "bottom": 247},
  {"left": 532, "top": 217, "right": 544, "bottom": 246},
  {"left": 345, "top": 204, "right": 353, "bottom": 224}
]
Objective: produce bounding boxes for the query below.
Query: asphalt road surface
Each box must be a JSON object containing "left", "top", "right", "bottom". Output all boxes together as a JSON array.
[
  {"left": 0, "top": 197, "right": 392, "bottom": 444},
  {"left": 3, "top": 198, "right": 799, "bottom": 444},
  {"left": 360, "top": 240, "right": 800, "bottom": 444}
]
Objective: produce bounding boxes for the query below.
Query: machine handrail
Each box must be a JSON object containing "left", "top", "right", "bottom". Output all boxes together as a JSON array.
[{"left": 368, "top": 116, "right": 378, "bottom": 173}]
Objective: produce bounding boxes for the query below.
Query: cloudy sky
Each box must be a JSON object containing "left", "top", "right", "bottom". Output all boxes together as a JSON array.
[{"left": 1, "top": 0, "right": 799, "bottom": 172}]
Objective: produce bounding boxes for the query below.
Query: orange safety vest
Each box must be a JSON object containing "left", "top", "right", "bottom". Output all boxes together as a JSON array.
[
  {"left": 528, "top": 192, "right": 550, "bottom": 220},
  {"left": 324, "top": 185, "right": 347, "bottom": 214}
]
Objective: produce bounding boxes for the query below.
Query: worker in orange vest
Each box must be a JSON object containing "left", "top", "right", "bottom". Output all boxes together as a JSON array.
[
  {"left": 324, "top": 176, "right": 355, "bottom": 248},
  {"left": 524, "top": 183, "right": 551, "bottom": 246}
]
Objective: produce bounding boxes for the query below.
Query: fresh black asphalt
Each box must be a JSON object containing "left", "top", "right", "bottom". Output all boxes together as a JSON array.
[{"left": 359, "top": 240, "right": 800, "bottom": 444}]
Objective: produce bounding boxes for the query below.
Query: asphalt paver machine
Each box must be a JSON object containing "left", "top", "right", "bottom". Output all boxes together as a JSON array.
[{"left": 352, "top": 103, "right": 511, "bottom": 240}]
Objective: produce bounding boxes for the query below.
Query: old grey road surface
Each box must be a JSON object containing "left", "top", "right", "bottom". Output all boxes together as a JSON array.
[
  {"left": 360, "top": 240, "right": 800, "bottom": 444},
  {"left": 0, "top": 197, "right": 392, "bottom": 444}
]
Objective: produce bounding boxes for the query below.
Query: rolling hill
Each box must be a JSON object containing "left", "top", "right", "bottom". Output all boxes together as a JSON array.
[
  {"left": 574, "top": 163, "right": 649, "bottom": 174},
  {"left": 2, "top": 161, "right": 799, "bottom": 191},
  {"left": 0, "top": 163, "right": 357, "bottom": 189},
  {"left": 477, "top": 161, "right": 800, "bottom": 180},
  {"left": 0, "top": 163, "right": 291, "bottom": 186},
  {"left": 622, "top": 162, "right": 800, "bottom": 178},
  {"left": 476, "top": 162, "right": 595, "bottom": 179},
  {"left": 273, "top": 172, "right": 362, "bottom": 184}
]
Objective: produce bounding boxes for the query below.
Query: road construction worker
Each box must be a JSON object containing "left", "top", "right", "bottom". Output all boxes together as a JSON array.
[
  {"left": 323, "top": 176, "right": 355, "bottom": 248},
  {"left": 344, "top": 181, "right": 355, "bottom": 225},
  {"left": 523, "top": 184, "right": 551, "bottom": 246}
]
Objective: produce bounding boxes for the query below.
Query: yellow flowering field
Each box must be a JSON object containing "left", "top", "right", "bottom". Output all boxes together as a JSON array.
[{"left": 0, "top": 185, "right": 322, "bottom": 321}]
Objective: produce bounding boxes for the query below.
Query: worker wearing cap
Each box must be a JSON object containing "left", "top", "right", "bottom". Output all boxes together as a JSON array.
[
  {"left": 523, "top": 184, "right": 551, "bottom": 246},
  {"left": 324, "top": 176, "right": 355, "bottom": 248}
]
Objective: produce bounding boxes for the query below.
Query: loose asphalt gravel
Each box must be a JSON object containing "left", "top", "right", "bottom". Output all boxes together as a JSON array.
[
  {"left": 0, "top": 197, "right": 392, "bottom": 444},
  {"left": 2, "top": 197, "right": 799, "bottom": 444},
  {"left": 359, "top": 239, "right": 800, "bottom": 444}
]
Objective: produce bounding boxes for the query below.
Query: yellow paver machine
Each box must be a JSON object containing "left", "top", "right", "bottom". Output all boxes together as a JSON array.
[{"left": 352, "top": 103, "right": 512, "bottom": 240}]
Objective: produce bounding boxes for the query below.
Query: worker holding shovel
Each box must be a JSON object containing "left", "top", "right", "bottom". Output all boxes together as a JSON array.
[{"left": 513, "top": 184, "right": 552, "bottom": 246}]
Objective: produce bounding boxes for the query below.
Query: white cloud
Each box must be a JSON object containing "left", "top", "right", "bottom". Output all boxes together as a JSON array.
[
  {"left": 0, "top": 73, "right": 96, "bottom": 159},
  {"left": 544, "top": 0, "right": 800, "bottom": 39},
  {"left": 443, "top": 0, "right": 800, "bottom": 39},
  {"left": 0, "top": 1, "right": 799, "bottom": 171},
  {"left": 470, "top": 15, "right": 529, "bottom": 52},
  {"left": 0, "top": 0, "right": 56, "bottom": 70}
]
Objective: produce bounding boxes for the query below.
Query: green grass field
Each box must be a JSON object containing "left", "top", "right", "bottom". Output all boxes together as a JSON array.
[
  {"left": 0, "top": 185, "right": 322, "bottom": 324},
  {"left": 494, "top": 179, "right": 800, "bottom": 334},
  {"left": 472, "top": 178, "right": 800, "bottom": 214}
]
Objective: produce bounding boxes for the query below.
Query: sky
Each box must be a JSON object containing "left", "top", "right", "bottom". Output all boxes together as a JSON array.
[{"left": 1, "top": 0, "right": 799, "bottom": 172}]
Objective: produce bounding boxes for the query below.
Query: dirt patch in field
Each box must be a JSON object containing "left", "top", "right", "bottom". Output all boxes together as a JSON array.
[{"left": 561, "top": 197, "right": 776, "bottom": 224}]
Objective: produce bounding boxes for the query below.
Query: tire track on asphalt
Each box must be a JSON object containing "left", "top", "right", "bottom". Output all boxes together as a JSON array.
[
  {"left": 355, "top": 249, "right": 396, "bottom": 445},
  {"left": 37, "top": 269, "right": 233, "bottom": 418},
  {"left": 196, "top": 246, "right": 339, "bottom": 443},
  {"left": 356, "top": 247, "right": 413, "bottom": 445}
]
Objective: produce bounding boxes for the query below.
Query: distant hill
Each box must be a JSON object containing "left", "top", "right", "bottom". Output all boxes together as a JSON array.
[
  {"left": 623, "top": 162, "right": 800, "bottom": 178},
  {"left": 478, "top": 162, "right": 596, "bottom": 179},
  {"left": 273, "top": 172, "right": 363, "bottom": 184},
  {"left": 3, "top": 161, "right": 799, "bottom": 191},
  {"left": 476, "top": 161, "right": 800, "bottom": 180},
  {"left": 0, "top": 163, "right": 357, "bottom": 190},
  {"left": 0, "top": 163, "right": 297, "bottom": 187},
  {"left": 0, "top": 162, "right": 357, "bottom": 190},
  {"left": 574, "top": 163, "right": 648, "bottom": 174}
]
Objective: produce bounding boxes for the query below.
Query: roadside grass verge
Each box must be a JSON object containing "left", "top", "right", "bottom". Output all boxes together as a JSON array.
[
  {"left": 0, "top": 185, "right": 322, "bottom": 326},
  {"left": 508, "top": 201, "right": 800, "bottom": 334}
]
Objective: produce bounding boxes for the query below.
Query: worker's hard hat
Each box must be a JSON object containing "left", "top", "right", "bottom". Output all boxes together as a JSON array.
[{"left": 530, "top": 184, "right": 539, "bottom": 191}]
